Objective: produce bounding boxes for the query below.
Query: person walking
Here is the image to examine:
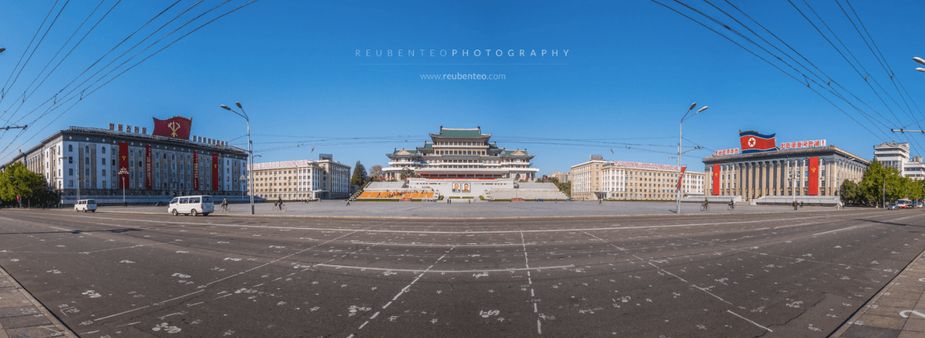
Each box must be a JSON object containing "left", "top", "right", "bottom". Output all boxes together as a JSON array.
[
  {"left": 277, "top": 197, "right": 284, "bottom": 211},
  {"left": 221, "top": 198, "right": 229, "bottom": 212}
]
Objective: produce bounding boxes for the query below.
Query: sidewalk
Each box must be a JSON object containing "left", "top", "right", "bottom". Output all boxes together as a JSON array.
[
  {"left": 0, "top": 265, "right": 74, "bottom": 338},
  {"left": 833, "top": 247, "right": 925, "bottom": 338}
]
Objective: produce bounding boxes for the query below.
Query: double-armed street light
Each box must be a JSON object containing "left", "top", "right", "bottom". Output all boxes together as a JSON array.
[
  {"left": 677, "top": 102, "right": 710, "bottom": 215},
  {"left": 915, "top": 57, "right": 925, "bottom": 73},
  {"left": 219, "top": 102, "right": 255, "bottom": 215}
]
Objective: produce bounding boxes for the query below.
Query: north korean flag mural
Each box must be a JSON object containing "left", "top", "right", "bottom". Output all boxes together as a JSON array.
[
  {"left": 808, "top": 157, "right": 820, "bottom": 196},
  {"left": 739, "top": 130, "right": 777, "bottom": 153},
  {"left": 153, "top": 116, "right": 192, "bottom": 140},
  {"left": 711, "top": 164, "right": 720, "bottom": 196}
]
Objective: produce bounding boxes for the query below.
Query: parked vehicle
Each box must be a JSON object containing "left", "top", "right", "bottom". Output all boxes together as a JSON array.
[
  {"left": 896, "top": 199, "right": 912, "bottom": 209},
  {"left": 74, "top": 199, "right": 97, "bottom": 212},
  {"left": 168, "top": 195, "right": 213, "bottom": 216}
]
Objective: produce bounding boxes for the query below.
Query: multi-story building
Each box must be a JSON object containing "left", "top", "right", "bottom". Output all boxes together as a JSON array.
[
  {"left": 704, "top": 132, "right": 868, "bottom": 204},
  {"left": 570, "top": 157, "right": 704, "bottom": 201},
  {"left": 382, "top": 126, "right": 538, "bottom": 182},
  {"left": 3, "top": 117, "right": 248, "bottom": 204},
  {"left": 873, "top": 142, "right": 924, "bottom": 180},
  {"left": 568, "top": 155, "right": 606, "bottom": 200},
  {"left": 251, "top": 154, "right": 351, "bottom": 200}
]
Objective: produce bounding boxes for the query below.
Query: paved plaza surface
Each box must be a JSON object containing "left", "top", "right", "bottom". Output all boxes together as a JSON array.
[
  {"left": 0, "top": 207, "right": 923, "bottom": 337},
  {"left": 107, "top": 200, "right": 836, "bottom": 218}
]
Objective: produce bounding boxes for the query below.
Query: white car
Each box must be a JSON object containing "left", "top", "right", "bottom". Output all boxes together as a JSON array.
[
  {"left": 74, "top": 199, "right": 97, "bottom": 212},
  {"left": 168, "top": 195, "right": 213, "bottom": 216}
]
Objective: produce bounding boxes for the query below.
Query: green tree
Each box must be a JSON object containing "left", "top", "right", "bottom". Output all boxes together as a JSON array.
[
  {"left": 841, "top": 160, "right": 913, "bottom": 207},
  {"left": 0, "top": 162, "right": 58, "bottom": 208},
  {"left": 350, "top": 161, "right": 368, "bottom": 187}
]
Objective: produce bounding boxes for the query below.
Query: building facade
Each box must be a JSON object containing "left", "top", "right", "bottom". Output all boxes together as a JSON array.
[
  {"left": 251, "top": 154, "right": 351, "bottom": 200},
  {"left": 873, "top": 142, "right": 924, "bottom": 180},
  {"left": 382, "top": 126, "right": 539, "bottom": 181},
  {"left": 570, "top": 157, "right": 704, "bottom": 201},
  {"left": 704, "top": 132, "right": 868, "bottom": 203},
  {"left": 4, "top": 118, "right": 248, "bottom": 204}
]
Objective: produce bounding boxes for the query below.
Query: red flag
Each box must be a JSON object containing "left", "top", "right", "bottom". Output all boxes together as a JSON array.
[
  {"left": 739, "top": 131, "right": 777, "bottom": 153},
  {"left": 152, "top": 116, "right": 192, "bottom": 140},
  {"left": 145, "top": 145, "right": 152, "bottom": 190},
  {"left": 711, "top": 164, "right": 720, "bottom": 196},
  {"left": 118, "top": 142, "right": 129, "bottom": 189},
  {"left": 808, "top": 157, "right": 820, "bottom": 196},
  {"left": 212, "top": 153, "right": 220, "bottom": 191},
  {"left": 676, "top": 166, "right": 687, "bottom": 191},
  {"left": 193, "top": 152, "right": 199, "bottom": 191}
]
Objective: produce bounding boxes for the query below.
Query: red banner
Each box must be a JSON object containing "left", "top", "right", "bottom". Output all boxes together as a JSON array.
[
  {"left": 118, "top": 142, "right": 129, "bottom": 189},
  {"left": 152, "top": 116, "right": 192, "bottom": 140},
  {"left": 711, "top": 164, "right": 720, "bottom": 196},
  {"left": 193, "top": 152, "right": 199, "bottom": 191},
  {"left": 145, "top": 145, "right": 152, "bottom": 190},
  {"left": 211, "top": 153, "right": 219, "bottom": 191},
  {"left": 808, "top": 157, "right": 820, "bottom": 196},
  {"left": 676, "top": 166, "right": 687, "bottom": 191},
  {"left": 739, "top": 130, "right": 777, "bottom": 153}
]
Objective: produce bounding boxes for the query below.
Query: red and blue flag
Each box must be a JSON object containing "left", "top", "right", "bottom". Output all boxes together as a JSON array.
[{"left": 739, "top": 130, "right": 777, "bottom": 153}]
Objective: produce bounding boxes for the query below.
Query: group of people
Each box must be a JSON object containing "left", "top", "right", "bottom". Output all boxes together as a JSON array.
[{"left": 701, "top": 199, "right": 735, "bottom": 211}]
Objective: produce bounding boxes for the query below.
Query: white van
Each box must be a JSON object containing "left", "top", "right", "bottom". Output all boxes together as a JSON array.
[
  {"left": 74, "top": 199, "right": 97, "bottom": 212},
  {"left": 168, "top": 195, "right": 214, "bottom": 216}
]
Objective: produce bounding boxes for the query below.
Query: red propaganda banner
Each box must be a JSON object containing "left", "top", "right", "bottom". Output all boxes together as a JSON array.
[
  {"left": 808, "top": 157, "right": 820, "bottom": 196},
  {"left": 152, "top": 116, "right": 192, "bottom": 140},
  {"left": 211, "top": 153, "right": 219, "bottom": 191},
  {"left": 145, "top": 145, "right": 152, "bottom": 190},
  {"left": 193, "top": 152, "right": 200, "bottom": 191},
  {"left": 739, "top": 130, "right": 777, "bottom": 153},
  {"left": 712, "top": 164, "right": 721, "bottom": 196},
  {"left": 676, "top": 166, "right": 687, "bottom": 191},
  {"left": 118, "top": 142, "right": 129, "bottom": 189}
]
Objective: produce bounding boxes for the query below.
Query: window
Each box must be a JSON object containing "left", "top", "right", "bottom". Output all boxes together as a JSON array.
[
  {"left": 102, "top": 147, "right": 106, "bottom": 154},
  {"left": 68, "top": 144, "right": 73, "bottom": 152},
  {"left": 68, "top": 157, "right": 73, "bottom": 164}
]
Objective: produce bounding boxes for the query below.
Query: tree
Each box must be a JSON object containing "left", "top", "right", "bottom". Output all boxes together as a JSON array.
[
  {"left": 350, "top": 161, "right": 368, "bottom": 187},
  {"left": 840, "top": 160, "right": 922, "bottom": 207},
  {"left": 369, "top": 165, "right": 383, "bottom": 181},
  {"left": 0, "top": 162, "right": 58, "bottom": 208}
]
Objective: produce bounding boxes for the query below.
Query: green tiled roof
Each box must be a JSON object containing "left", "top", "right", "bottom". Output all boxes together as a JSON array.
[{"left": 436, "top": 128, "right": 484, "bottom": 138}]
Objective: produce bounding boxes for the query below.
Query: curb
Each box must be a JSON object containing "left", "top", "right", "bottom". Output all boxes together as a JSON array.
[{"left": 0, "top": 264, "right": 76, "bottom": 337}]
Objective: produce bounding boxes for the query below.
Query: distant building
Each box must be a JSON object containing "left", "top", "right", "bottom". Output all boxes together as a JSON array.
[
  {"left": 382, "top": 126, "right": 538, "bottom": 182},
  {"left": 549, "top": 171, "right": 569, "bottom": 183},
  {"left": 569, "top": 156, "right": 704, "bottom": 201},
  {"left": 2, "top": 118, "right": 248, "bottom": 204},
  {"left": 251, "top": 154, "right": 351, "bottom": 200},
  {"left": 873, "top": 142, "right": 924, "bottom": 180},
  {"left": 704, "top": 131, "right": 868, "bottom": 204}
]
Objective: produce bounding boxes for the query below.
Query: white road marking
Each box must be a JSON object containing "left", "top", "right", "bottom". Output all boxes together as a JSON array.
[
  {"left": 353, "top": 246, "right": 455, "bottom": 335},
  {"left": 726, "top": 310, "right": 773, "bottom": 332},
  {"left": 900, "top": 310, "right": 925, "bottom": 319},
  {"left": 812, "top": 225, "right": 868, "bottom": 237},
  {"left": 521, "top": 232, "right": 543, "bottom": 335},
  {"left": 312, "top": 263, "right": 574, "bottom": 274}
]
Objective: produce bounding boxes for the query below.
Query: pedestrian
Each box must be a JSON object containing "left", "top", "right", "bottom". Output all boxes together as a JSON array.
[
  {"left": 221, "top": 198, "right": 229, "bottom": 212},
  {"left": 277, "top": 197, "right": 284, "bottom": 211},
  {"left": 792, "top": 200, "right": 798, "bottom": 210},
  {"left": 346, "top": 200, "right": 351, "bottom": 207}
]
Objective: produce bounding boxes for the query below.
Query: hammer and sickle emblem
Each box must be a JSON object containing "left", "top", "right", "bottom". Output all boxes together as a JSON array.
[{"left": 167, "top": 121, "right": 181, "bottom": 137}]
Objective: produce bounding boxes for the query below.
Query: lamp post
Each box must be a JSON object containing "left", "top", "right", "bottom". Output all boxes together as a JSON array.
[
  {"left": 119, "top": 167, "right": 129, "bottom": 206},
  {"left": 220, "top": 102, "right": 254, "bottom": 215},
  {"left": 915, "top": 57, "right": 925, "bottom": 73},
  {"left": 677, "top": 103, "right": 710, "bottom": 214}
]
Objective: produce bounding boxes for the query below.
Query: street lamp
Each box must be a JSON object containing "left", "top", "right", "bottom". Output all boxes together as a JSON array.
[
  {"left": 677, "top": 103, "right": 709, "bottom": 214},
  {"left": 118, "top": 167, "right": 129, "bottom": 206},
  {"left": 917, "top": 68, "right": 925, "bottom": 73},
  {"left": 219, "top": 102, "right": 255, "bottom": 215},
  {"left": 915, "top": 57, "right": 925, "bottom": 73},
  {"left": 0, "top": 47, "right": 6, "bottom": 54}
]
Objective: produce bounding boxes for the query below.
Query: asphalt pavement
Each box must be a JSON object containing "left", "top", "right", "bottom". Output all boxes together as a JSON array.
[{"left": 0, "top": 208, "right": 923, "bottom": 337}]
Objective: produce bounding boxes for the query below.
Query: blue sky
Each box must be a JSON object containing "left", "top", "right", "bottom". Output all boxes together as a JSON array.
[{"left": 1, "top": 0, "right": 923, "bottom": 175}]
